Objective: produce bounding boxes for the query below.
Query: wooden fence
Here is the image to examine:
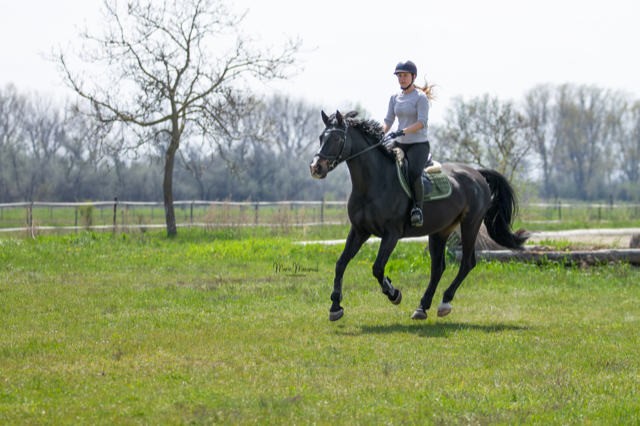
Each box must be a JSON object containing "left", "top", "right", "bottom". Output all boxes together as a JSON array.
[{"left": 3, "top": 199, "right": 640, "bottom": 234}]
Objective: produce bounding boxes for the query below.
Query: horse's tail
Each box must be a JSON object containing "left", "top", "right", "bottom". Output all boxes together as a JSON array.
[{"left": 478, "top": 169, "right": 530, "bottom": 251}]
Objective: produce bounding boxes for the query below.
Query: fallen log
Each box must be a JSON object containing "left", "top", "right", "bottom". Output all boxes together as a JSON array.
[{"left": 454, "top": 249, "right": 640, "bottom": 265}]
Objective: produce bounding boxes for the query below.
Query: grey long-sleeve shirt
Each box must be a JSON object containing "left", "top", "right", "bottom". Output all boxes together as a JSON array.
[{"left": 383, "top": 89, "right": 429, "bottom": 144}]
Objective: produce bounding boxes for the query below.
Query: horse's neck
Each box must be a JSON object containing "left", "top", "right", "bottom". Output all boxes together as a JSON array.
[{"left": 346, "top": 133, "right": 394, "bottom": 196}]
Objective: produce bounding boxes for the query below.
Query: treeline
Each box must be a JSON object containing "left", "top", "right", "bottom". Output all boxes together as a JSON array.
[
  {"left": 2, "top": 83, "right": 640, "bottom": 203},
  {"left": 0, "top": 85, "right": 350, "bottom": 203},
  {"left": 432, "top": 84, "right": 640, "bottom": 201}
]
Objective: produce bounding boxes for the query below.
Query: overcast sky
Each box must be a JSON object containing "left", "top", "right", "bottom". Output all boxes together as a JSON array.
[{"left": 1, "top": 0, "right": 639, "bottom": 125}]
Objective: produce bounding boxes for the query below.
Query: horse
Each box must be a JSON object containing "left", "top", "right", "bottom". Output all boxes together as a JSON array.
[{"left": 309, "top": 110, "right": 529, "bottom": 321}]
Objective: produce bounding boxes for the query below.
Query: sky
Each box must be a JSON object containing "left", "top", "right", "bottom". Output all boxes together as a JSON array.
[{"left": 1, "top": 0, "right": 639, "bottom": 125}]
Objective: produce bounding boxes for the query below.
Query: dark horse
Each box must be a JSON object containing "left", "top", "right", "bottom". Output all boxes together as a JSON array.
[{"left": 309, "top": 111, "right": 529, "bottom": 321}]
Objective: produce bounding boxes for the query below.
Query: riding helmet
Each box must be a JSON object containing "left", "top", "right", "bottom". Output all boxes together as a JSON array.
[{"left": 394, "top": 61, "right": 417, "bottom": 76}]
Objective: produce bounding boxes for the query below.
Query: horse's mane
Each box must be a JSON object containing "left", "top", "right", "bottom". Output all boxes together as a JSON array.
[{"left": 328, "top": 111, "right": 395, "bottom": 161}]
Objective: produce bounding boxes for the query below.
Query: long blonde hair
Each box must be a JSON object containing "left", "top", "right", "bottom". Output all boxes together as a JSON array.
[{"left": 414, "top": 78, "right": 437, "bottom": 105}]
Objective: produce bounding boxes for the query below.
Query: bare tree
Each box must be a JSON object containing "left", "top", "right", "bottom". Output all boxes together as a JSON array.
[
  {"left": 7, "top": 94, "right": 66, "bottom": 201},
  {"left": 433, "top": 95, "right": 532, "bottom": 182},
  {"left": 553, "top": 84, "right": 613, "bottom": 199},
  {"left": 52, "top": 0, "right": 301, "bottom": 235},
  {"left": 524, "top": 84, "right": 556, "bottom": 198},
  {"left": 0, "top": 85, "right": 26, "bottom": 201},
  {"left": 616, "top": 100, "right": 640, "bottom": 184}
]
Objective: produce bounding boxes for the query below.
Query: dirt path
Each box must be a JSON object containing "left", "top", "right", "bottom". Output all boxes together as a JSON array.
[{"left": 300, "top": 228, "right": 640, "bottom": 247}]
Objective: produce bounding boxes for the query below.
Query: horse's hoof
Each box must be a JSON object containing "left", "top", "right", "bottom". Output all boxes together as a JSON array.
[
  {"left": 411, "top": 307, "right": 427, "bottom": 320},
  {"left": 391, "top": 289, "right": 402, "bottom": 305},
  {"left": 329, "top": 309, "right": 344, "bottom": 322},
  {"left": 437, "top": 301, "right": 452, "bottom": 317}
]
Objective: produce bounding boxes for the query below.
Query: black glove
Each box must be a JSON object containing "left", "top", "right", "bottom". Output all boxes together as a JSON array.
[{"left": 388, "top": 129, "right": 405, "bottom": 139}]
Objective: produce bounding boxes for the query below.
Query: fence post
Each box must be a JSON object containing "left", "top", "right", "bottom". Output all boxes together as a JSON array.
[
  {"left": 254, "top": 199, "right": 259, "bottom": 225},
  {"left": 29, "top": 201, "right": 35, "bottom": 240},
  {"left": 610, "top": 194, "right": 614, "bottom": 221},
  {"left": 558, "top": 199, "right": 562, "bottom": 221},
  {"left": 26, "top": 202, "right": 32, "bottom": 234},
  {"left": 113, "top": 197, "right": 118, "bottom": 234},
  {"left": 190, "top": 201, "right": 194, "bottom": 226}
]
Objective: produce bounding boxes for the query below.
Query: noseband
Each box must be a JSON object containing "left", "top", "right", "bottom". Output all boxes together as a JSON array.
[{"left": 315, "top": 122, "right": 389, "bottom": 172}]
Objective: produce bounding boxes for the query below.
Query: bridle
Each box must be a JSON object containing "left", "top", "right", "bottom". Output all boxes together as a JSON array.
[{"left": 314, "top": 122, "right": 389, "bottom": 172}]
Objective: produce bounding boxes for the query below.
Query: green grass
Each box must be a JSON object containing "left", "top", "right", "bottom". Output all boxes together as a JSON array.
[{"left": 1, "top": 230, "right": 639, "bottom": 424}]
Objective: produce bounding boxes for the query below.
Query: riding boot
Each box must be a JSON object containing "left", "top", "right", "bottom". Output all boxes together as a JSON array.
[{"left": 411, "top": 177, "right": 424, "bottom": 227}]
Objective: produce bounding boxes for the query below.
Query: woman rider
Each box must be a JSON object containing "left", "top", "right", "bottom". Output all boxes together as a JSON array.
[{"left": 382, "top": 60, "right": 435, "bottom": 227}]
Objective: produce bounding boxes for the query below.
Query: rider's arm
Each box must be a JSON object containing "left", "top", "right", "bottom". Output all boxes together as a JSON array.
[
  {"left": 401, "top": 121, "right": 424, "bottom": 134},
  {"left": 383, "top": 95, "right": 395, "bottom": 134}
]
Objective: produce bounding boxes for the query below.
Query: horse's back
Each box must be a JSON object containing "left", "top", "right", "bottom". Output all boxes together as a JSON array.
[{"left": 403, "top": 163, "right": 491, "bottom": 238}]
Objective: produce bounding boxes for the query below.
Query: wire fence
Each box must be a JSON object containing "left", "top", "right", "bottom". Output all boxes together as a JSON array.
[{"left": 3, "top": 198, "right": 640, "bottom": 235}]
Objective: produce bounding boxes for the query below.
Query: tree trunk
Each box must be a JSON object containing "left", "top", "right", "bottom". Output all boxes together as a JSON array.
[{"left": 163, "top": 142, "right": 178, "bottom": 236}]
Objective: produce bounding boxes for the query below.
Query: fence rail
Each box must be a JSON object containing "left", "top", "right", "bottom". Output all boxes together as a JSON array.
[
  {"left": 3, "top": 199, "right": 640, "bottom": 234},
  {"left": 0, "top": 198, "right": 351, "bottom": 234},
  {"left": 4, "top": 200, "right": 640, "bottom": 209}
]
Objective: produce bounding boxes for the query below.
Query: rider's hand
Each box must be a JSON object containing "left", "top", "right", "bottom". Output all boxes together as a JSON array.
[{"left": 388, "top": 129, "right": 405, "bottom": 139}]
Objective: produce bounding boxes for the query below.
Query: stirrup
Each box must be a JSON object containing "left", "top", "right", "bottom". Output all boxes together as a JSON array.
[{"left": 410, "top": 207, "right": 423, "bottom": 227}]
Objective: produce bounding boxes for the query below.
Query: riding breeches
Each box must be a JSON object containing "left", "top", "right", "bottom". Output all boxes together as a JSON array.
[{"left": 395, "top": 141, "right": 430, "bottom": 184}]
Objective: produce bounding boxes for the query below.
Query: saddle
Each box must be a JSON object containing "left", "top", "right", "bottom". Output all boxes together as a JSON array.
[{"left": 392, "top": 148, "right": 452, "bottom": 202}]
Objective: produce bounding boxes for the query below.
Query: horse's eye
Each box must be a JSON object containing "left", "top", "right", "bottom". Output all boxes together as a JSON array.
[{"left": 319, "top": 134, "right": 324, "bottom": 145}]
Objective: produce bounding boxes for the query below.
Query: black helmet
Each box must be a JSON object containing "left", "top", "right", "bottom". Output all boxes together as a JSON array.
[{"left": 394, "top": 61, "right": 417, "bottom": 75}]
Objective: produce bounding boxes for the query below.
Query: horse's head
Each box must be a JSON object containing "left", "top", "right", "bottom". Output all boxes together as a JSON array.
[{"left": 310, "top": 110, "right": 348, "bottom": 179}]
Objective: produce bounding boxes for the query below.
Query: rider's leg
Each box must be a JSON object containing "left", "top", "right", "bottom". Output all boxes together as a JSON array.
[{"left": 402, "top": 142, "right": 430, "bottom": 226}]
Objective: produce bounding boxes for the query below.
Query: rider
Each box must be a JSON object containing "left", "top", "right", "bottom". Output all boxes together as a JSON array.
[{"left": 382, "top": 60, "right": 435, "bottom": 227}]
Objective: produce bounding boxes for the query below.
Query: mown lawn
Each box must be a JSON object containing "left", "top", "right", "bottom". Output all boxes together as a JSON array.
[{"left": 0, "top": 229, "right": 639, "bottom": 425}]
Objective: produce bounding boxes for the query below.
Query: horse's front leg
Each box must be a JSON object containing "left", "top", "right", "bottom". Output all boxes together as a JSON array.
[
  {"left": 372, "top": 230, "right": 402, "bottom": 305},
  {"left": 330, "top": 227, "right": 371, "bottom": 321}
]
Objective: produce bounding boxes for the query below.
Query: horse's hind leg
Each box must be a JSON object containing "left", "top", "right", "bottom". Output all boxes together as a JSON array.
[
  {"left": 372, "top": 230, "right": 402, "bottom": 305},
  {"left": 330, "top": 226, "right": 371, "bottom": 321},
  {"left": 439, "top": 219, "right": 482, "bottom": 317},
  {"left": 412, "top": 231, "right": 449, "bottom": 320}
]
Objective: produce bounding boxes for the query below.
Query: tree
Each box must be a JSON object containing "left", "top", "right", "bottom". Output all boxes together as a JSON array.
[
  {"left": 432, "top": 95, "right": 532, "bottom": 182},
  {"left": 524, "top": 84, "right": 556, "bottom": 198},
  {"left": 616, "top": 100, "right": 640, "bottom": 184},
  {"left": 0, "top": 85, "right": 26, "bottom": 202},
  {"left": 53, "top": 0, "right": 301, "bottom": 235},
  {"left": 553, "top": 84, "right": 613, "bottom": 199}
]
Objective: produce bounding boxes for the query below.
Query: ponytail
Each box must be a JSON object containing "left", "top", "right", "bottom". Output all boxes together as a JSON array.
[{"left": 414, "top": 78, "right": 437, "bottom": 105}]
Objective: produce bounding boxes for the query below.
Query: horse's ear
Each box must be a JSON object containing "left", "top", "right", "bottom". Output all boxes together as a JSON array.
[
  {"left": 321, "top": 110, "right": 329, "bottom": 125},
  {"left": 336, "top": 110, "right": 344, "bottom": 126}
]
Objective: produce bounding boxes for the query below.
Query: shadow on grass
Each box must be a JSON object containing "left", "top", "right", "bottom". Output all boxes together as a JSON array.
[{"left": 340, "top": 322, "right": 527, "bottom": 338}]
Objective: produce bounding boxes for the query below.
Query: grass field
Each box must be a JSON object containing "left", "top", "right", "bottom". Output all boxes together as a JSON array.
[{"left": 1, "top": 228, "right": 639, "bottom": 425}]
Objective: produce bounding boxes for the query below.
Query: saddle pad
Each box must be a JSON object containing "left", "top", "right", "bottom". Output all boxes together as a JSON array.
[
  {"left": 395, "top": 161, "right": 453, "bottom": 202},
  {"left": 424, "top": 170, "right": 452, "bottom": 201}
]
